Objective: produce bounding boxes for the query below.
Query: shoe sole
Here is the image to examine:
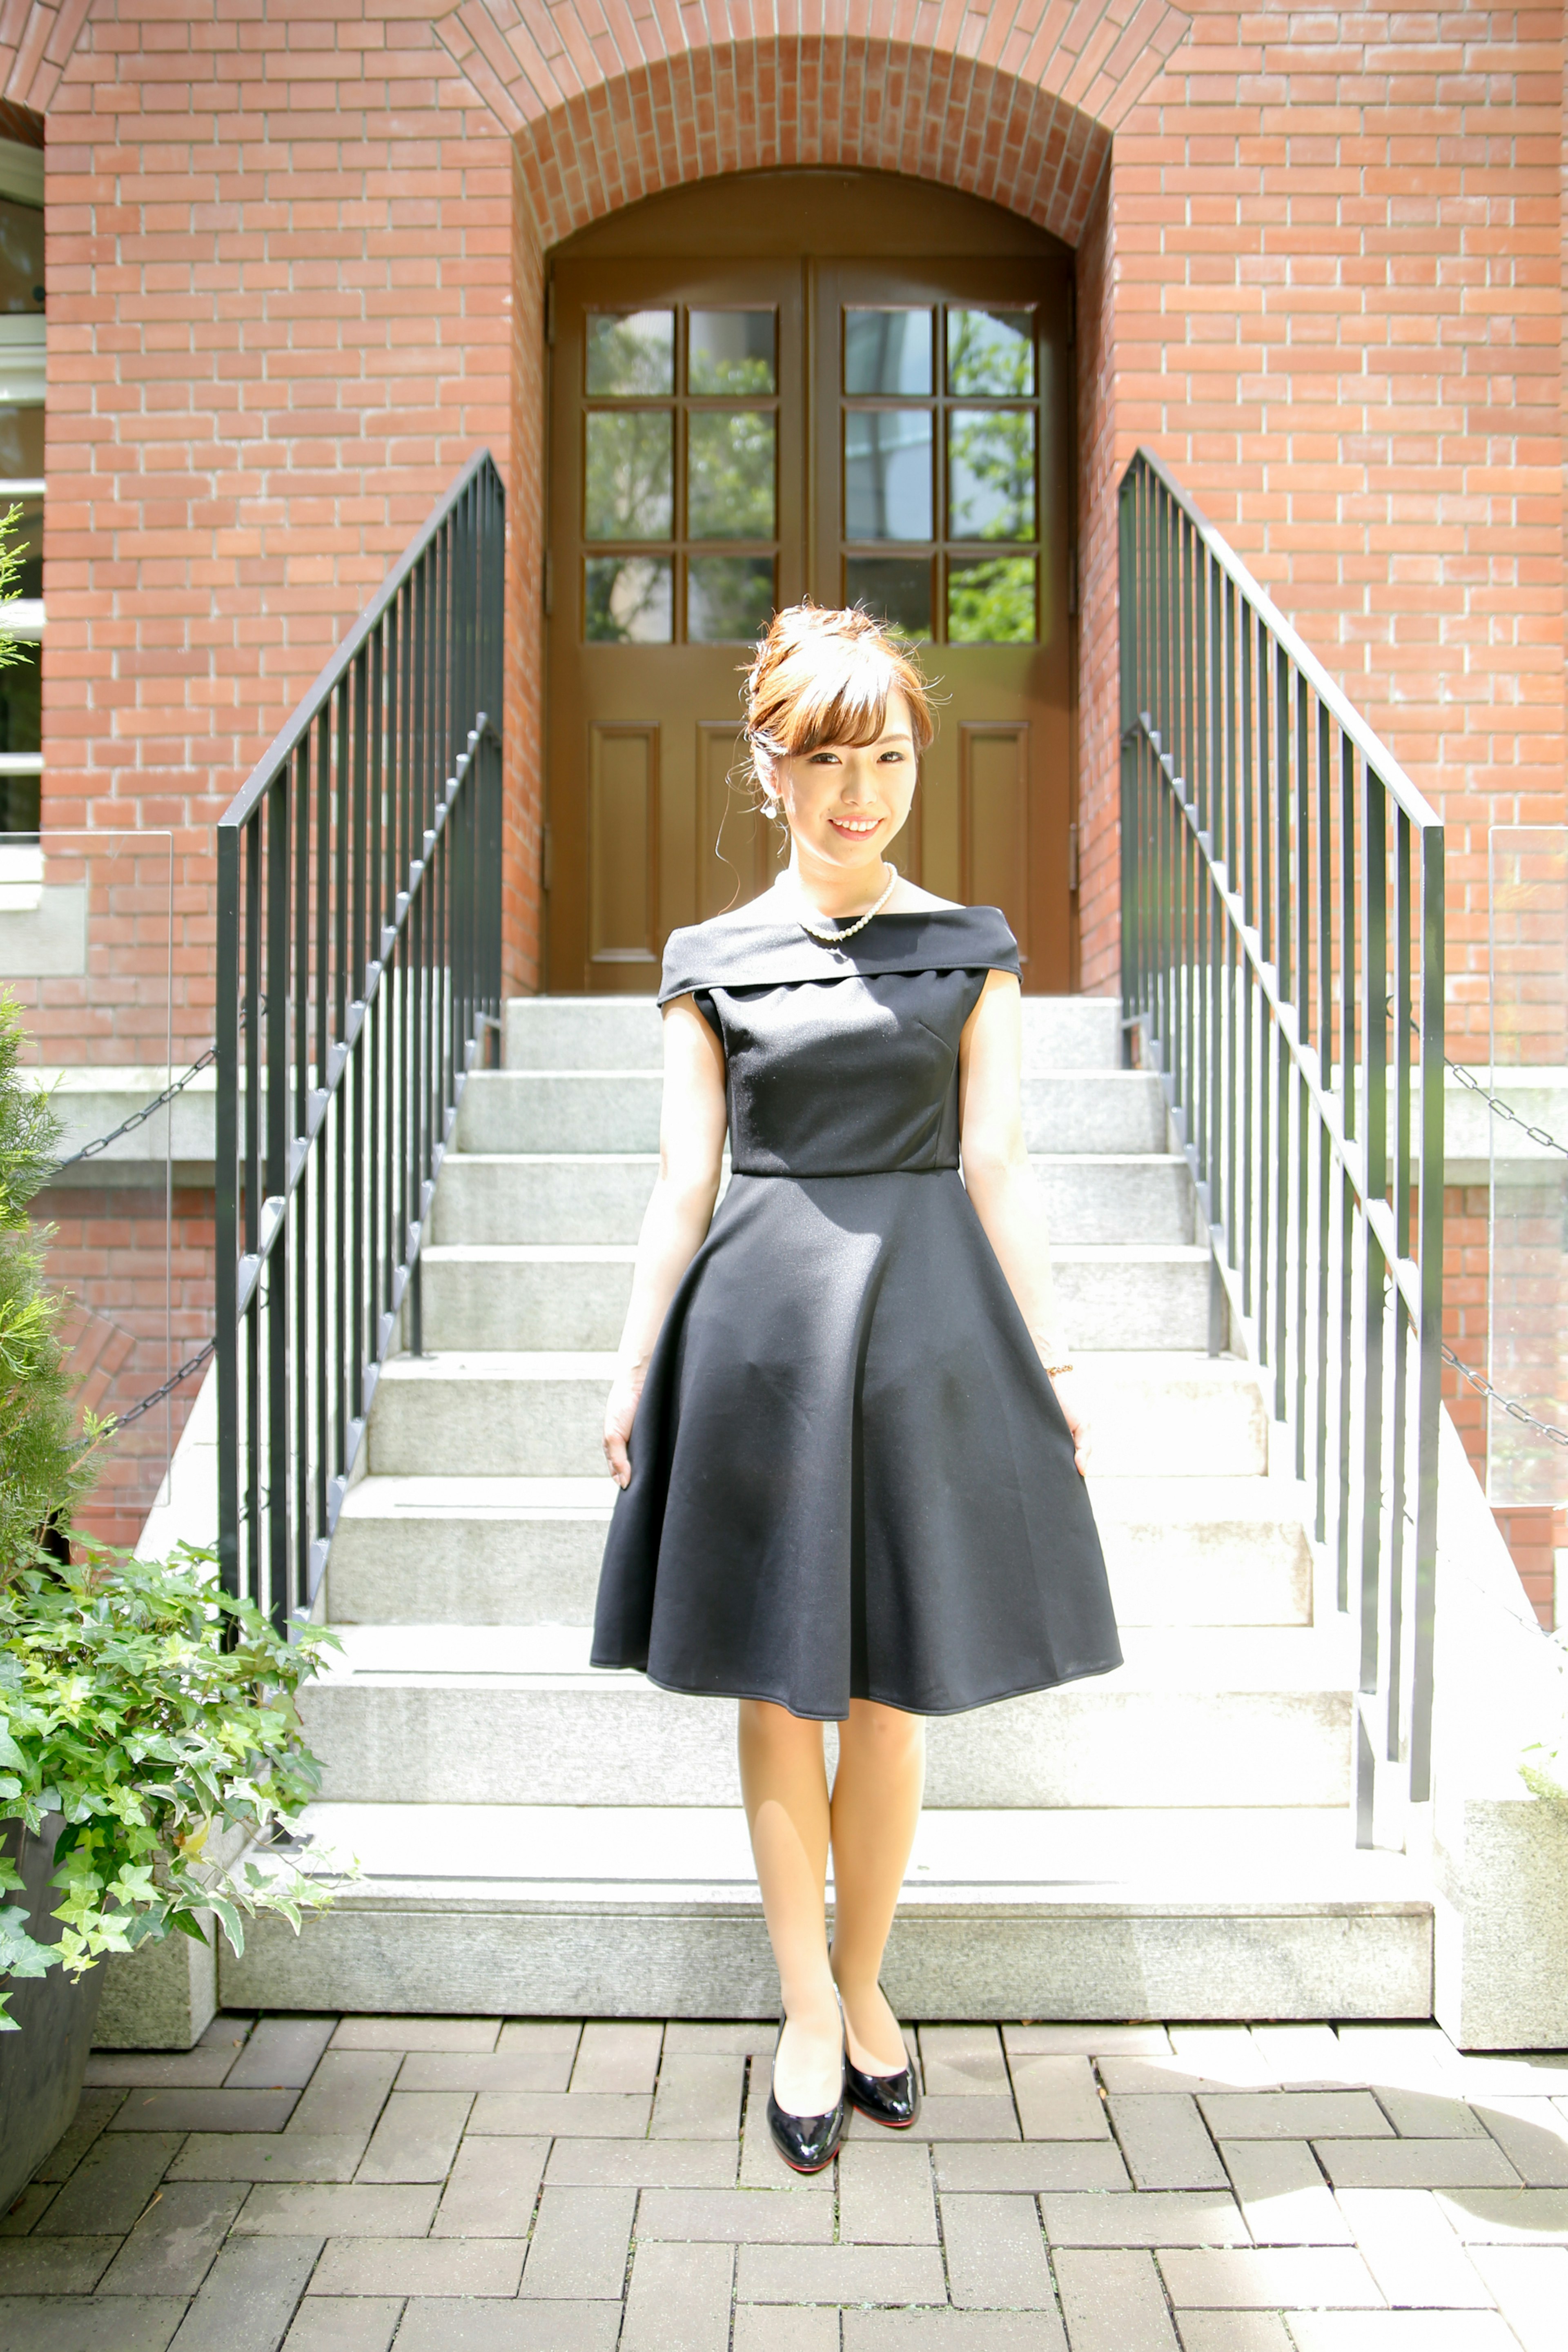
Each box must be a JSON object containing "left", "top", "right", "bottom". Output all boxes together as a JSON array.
[{"left": 846, "top": 2096, "right": 918, "bottom": 2129}]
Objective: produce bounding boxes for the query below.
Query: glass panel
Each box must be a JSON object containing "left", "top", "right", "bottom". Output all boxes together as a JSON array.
[
  {"left": 0, "top": 403, "right": 42, "bottom": 477},
  {"left": 585, "top": 412, "right": 673, "bottom": 541},
  {"left": 0, "top": 198, "right": 44, "bottom": 314},
  {"left": 586, "top": 309, "right": 675, "bottom": 396},
  {"left": 845, "top": 556, "right": 931, "bottom": 640},
  {"left": 947, "top": 309, "right": 1034, "bottom": 396},
  {"left": 584, "top": 556, "right": 673, "bottom": 643},
  {"left": 688, "top": 555, "right": 775, "bottom": 643},
  {"left": 7, "top": 492, "right": 41, "bottom": 597},
  {"left": 844, "top": 308, "right": 932, "bottom": 395},
  {"left": 0, "top": 635, "right": 38, "bottom": 831},
  {"left": 949, "top": 410, "right": 1036, "bottom": 542},
  {"left": 948, "top": 555, "right": 1036, "bottom": 644},
  {"left": 689, "top": 310, "right": 775, "bottom": 395},
  {"left": 844, "top": 411, "right": 932, "bottom": 541},
  {"left": 688, "top": 411, "right": 775, "bottom": 540}
]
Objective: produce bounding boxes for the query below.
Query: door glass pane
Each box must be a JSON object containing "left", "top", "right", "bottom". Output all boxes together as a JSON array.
[
  {"left": 689, "top": 310, "right": 776, "bottom": 394},
  {"left": 586, "top": 309, "right": 675, "bottom": 395},
  {"left": 845, "top": 308, "right": 932, "bottom": 395},
  {"left": 0, "top": 403, "right": 42, "bottom": 477},
  {"left": 688, "top": 411, "right": 776, "bottom": 539},
  {"left": 0, "top": 198, "right": 45, "bottom": 314},
  {"left": 585, "top": 412, "right": 673, "bottom": 539},
  {"left": 844, "top": 411, "right": 932, "bottom": 541},
  {"left": 947, "top": 309, "right": 1034, "bottom": 396},
  {"left": 688, "top": 555, "right": 775, "bottom": 643},
  {"left": 845, "top": 556, "right": 931, "bottom": 639},
  {"left": 948, "top": 410, "right": 1035, "bottom": 542},
  {"left": 948, "top": 555, "right": 1036, "bottom": 644},
  {"left": 584, "top": 556, "right": 673, "bottom": 642}
]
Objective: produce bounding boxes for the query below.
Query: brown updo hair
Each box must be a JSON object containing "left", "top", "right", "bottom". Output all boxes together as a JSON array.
[{"left": 744, "top": 604, "right": 937, "bottom": 811}]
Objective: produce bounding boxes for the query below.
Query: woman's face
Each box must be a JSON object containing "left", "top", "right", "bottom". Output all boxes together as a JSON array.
[{"left": 775, "top": 690, "right": 917, "bottom": 877}]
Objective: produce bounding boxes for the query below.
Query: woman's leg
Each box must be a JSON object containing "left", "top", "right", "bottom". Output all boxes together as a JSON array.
[
  {"left": 737, "top": 1698, "right": 843, "bottom": 2115},
  {"left": 829, "top": 1699, "right": 926, "bottom": 2074}
]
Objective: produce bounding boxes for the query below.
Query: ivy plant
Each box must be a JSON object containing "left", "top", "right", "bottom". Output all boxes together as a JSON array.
[{"left": 0, "top": 1542, "right": 339, "bottom": 2027}]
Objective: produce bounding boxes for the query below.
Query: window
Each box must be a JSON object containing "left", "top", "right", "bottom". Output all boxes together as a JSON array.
[
  {"left": 0, "top": 130, "right": 43, "bottom": 835},
  {"left": 582, "top": 306, "right": 780, "bottom": 645},
  {"left": 840, "top": 304, "right": 1039, "bottom": 643}
]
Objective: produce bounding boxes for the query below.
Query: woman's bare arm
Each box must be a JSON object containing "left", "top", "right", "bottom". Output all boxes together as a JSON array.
[
  {"left": 957, "top": 968, "right": 1091, "bottom": 1474},
  {"left": 603, "top": 994, "right": 728, "bottom": 1488}
]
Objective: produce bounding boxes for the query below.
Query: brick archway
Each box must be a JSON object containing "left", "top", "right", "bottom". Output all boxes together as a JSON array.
[
  {"left": 438, "top": 8, "right": 1189, "bottom": 992},
  {"left": 434, "top": 6, "right": 1190, "bottom": 247}
]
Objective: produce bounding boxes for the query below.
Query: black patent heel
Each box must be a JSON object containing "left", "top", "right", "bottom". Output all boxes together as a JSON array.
[
  {"left": 842, "top": 1984, "right": 921, "bottom": 2130},
  {"left": 766, "top": 2011, "right": 847, "bottom": 2174}
]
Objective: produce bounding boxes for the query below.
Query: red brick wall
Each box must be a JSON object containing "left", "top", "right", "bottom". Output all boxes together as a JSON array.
[
  {"left": 42, "top": 0, "right": 517, "bottom": 1052},
  {"left": 1076, "top": 2, "right": 1567, "bottom": 1030},
  {"left": 40, "top": 1182, "right": 214, "bottom": 1554}
]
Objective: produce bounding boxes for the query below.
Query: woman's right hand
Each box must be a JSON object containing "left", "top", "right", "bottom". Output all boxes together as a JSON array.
[{"left": 604, "top": 1368, "right": 644, "bottom": 1490}]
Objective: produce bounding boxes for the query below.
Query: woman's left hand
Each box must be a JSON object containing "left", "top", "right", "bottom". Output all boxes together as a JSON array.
[{"left": 1047, "top": 1368, "right": 1092, "bottom": 1476}]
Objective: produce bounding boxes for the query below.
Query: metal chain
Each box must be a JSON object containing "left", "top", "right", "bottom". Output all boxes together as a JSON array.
[
  {"left": 111, "top": 1339, "right": 218, "bottom": 1429},
  {"left": 1445, "top": 1057, "right": 1568, "bottom": 1158},
  {"left": 51, "top": 1045, "right": 217, "bottom": 1172},
  {"left": 1392, "top": 999, "right": 1568, "bottom": 1156},
  {"left": 49, "top": 1000, "right": 260, "bottom": 1175},
  {"left": 1440, "top": 1342, "right": 1568, "bottom": 1452}
]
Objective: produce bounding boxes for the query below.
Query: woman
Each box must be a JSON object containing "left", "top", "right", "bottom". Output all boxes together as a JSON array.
[{"left": 593, "top": 604, "right": 1120, "bottom": 2172}]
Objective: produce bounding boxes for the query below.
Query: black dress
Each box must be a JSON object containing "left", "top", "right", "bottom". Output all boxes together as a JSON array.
[{"left": 590, "top": 903, "right": 1122, "bottom": 1720}]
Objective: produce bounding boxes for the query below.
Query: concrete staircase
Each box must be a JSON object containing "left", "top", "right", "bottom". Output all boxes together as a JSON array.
[{"left": 230, "top": 998, "right": 1433, "bottom": 2021}]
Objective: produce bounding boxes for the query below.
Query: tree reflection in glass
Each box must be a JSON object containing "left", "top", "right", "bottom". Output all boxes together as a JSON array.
[
  {"left": 586, "top": 310, "right": 675, "bottom": 396},
  {"left": 948, "top": 410, "right": 1035, "bottom": 541},
  {"left": 689, "top": 311, "right": 775, "bottom": 395},
  {"left": 688, "top": 412, "right": 776, "bottom": 540},
  {"left": 585, "top": 412, "right": 673, "bottom": 540},
  {"left": 947, "top": 556, "right": 1035, "bottom": 644},
  {"left": 947, "top": 310, "right": 1033, "bottom": 397},
  {"left": 584, "top": 557, "right": 673, "bottom": 642},
  {"left": 688, "top": 556, "right": 775, "bottom": 642}
]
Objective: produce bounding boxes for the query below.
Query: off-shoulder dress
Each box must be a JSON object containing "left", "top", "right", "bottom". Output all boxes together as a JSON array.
[{"left": 590, "top": 902, "right": 1122, "bottom": 1720}]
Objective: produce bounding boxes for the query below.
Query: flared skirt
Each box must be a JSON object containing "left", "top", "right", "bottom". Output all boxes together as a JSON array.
[{"left": 590, "top": 1168, "right": 1122, "bottom": 1718}]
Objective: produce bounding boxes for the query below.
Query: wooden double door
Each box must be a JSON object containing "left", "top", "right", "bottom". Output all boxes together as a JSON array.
[{"left": 543, "top": 172, "right": 1076, "bottom": 994}]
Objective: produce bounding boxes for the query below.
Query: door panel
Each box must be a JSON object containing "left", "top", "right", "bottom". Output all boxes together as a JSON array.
[
  {"left": 546, "top": 180, "right": 1074, "bottom": 994},
  {"left": 961, "top": 724, "right": 1030, "bottom": 961},
  {"left": 588, "top": 726, "right": 659, "bottom": 967}
]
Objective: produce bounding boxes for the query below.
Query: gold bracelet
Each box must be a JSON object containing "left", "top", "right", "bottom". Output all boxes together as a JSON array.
[{"left": 1044, "top": 1359, "right": 1075, "bottom": 1378}]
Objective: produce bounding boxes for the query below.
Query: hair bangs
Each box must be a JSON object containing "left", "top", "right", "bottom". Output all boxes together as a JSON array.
[{"left": 789, "top": 650, "right": 898, "bottom": 758}]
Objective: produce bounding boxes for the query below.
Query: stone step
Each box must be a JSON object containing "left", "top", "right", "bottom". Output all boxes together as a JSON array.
[
  {"left": 504, "top": 993, "right": 1125, "bottom": 1074},
  {"left": 365, "top": 1352, "right": 1270, "bottom": 1480},
  {"left": 431, "top": 1151, "right": 1197, "bottom": 1248},
  {"left": 228, "top": 1800, "right": 1431, "bottom": 2021},
  {"left": 326, "top": 1474, "right": 1314, "bottom": 1630},
  {"left": 299, "top": 1624, "right": 1354, "bottom": 1811},
  {"left": 413, "top": 1241, "right": 1214, "bottom": 1352},
  {"left": 456, "top": 1067, "right": 1168, "bottom": 1157}
]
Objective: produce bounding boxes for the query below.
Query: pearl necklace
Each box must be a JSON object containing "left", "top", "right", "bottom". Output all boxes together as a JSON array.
[{"left": 786, "top": 862, "right": 899, "bottom": 944}]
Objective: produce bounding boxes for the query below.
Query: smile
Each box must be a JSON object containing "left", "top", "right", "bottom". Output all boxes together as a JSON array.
[{"left": 829, "top": 817, "right": 882, "bottom": 835}]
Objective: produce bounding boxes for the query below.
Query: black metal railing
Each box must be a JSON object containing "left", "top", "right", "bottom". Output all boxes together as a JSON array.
[
  {"left": 1119, "top": 448, "right": 1445, "bottom": 1836},
  {"left": 217, "top": 453, "right": 504, "bottom": 1628}
]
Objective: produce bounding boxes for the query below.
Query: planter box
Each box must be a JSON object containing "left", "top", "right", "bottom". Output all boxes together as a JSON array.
[{"left": 0, "top": 1817, "right": 105, "bottom": 2211}]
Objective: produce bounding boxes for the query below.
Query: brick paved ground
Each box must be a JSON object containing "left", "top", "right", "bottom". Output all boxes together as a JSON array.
[{"left": 3, "top": 2015, "right": 1567, "bottom": 2349}]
